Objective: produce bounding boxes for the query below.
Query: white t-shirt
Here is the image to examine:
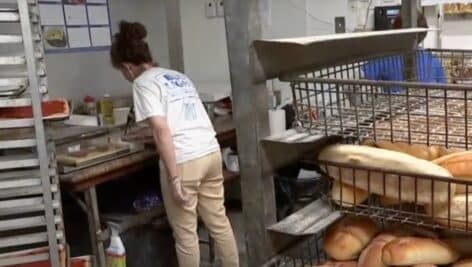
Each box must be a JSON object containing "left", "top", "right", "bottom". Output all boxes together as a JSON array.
[{"left": 132, "top": 67, "right": 220, "bottom": 163}]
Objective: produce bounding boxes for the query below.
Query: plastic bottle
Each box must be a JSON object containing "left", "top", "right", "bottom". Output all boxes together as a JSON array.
[
  {"left": 83, "top": 95, "right": 97, "bottom": 116},
  {"left": 106, "top": 222, "right": 126, "bottom": 267},
  {"left": 100, "top": 94, "right": 115, "bottom": 126}
]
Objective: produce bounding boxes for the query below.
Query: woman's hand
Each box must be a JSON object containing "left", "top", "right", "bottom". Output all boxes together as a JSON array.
[{"left": 169, "top": 177, "right": 190, "bottom": 206}]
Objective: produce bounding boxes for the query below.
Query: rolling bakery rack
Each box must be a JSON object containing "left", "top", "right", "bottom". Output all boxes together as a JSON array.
[
  {"left": 247, "top": 29, "right": 472, "bottom": 266},
  {"left": 0, "top": 0, "right": 65, "bottom": 266}
]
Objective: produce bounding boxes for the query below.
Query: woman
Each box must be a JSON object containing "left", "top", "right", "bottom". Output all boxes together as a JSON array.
[{"left": 110, "top": 21, "right": 239, "bottom": 267}]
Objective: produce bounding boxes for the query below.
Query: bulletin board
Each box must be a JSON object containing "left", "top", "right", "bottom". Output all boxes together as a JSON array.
[{"left": 38, "top": 0, "right": 112, "bottom": 53}]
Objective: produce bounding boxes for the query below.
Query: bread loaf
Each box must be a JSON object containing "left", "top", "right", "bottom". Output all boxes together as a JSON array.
[
  {"left": 411, "top": 265, "right": 438, "bottom": 267},
  {"left": 358, "top": 234, "right": 397, "bottom": 267},
  {"left": 382, "top": 237, "right": 460, "bottom": 265},
  {"left": 323, "top": 215, "right": 380, "bottom": 260},
  {"left": 318, "top": 144, "right": 454, "bottom": 204},
  {"left": 426, "top": 194, "right": 472, "bottom": 230},
  {"left": 314, "top": 261, "right": 357, "bottom": 267},
  {"left": 331, "top": 181, "right": 369, "bottom": 207},
  {"left": 444, "top": 238, "right": 472, "bottom": 258},
  {"left": 433, "top": 151, "right": 472, "bottom": 194},
  {"left": 387, "top": 223, "right": 439, "bottom": 239},
  {"left": 360, "top": 139, "right": 456, "bottom": 160},
  {"left": 453, "top": 258, "right": 472, "bottom": 267}
]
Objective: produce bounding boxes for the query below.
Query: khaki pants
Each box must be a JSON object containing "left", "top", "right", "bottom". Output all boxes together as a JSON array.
[{"left": 160, "top": 152, "right": 239, "bottom": 267}]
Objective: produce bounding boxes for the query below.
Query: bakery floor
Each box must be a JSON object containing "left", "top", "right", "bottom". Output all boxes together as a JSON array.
[{"left": 62, "top": 173, "right": 248, "bottom": 267}]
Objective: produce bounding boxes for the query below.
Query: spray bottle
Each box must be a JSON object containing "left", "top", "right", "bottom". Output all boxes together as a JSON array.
[{"left": 106, "top": 222, "right": 126, "bottom": 267}]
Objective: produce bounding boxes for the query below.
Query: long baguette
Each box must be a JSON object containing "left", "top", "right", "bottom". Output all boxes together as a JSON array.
[
  {"left": 318, "top": 144, "right": 455, "bottom": 204},
  {"left": 382, "top": 237, "right": 460, "bottom": 265},
  {"left": 331, "top": 181, "right": 369, "bottom": 207},
  {"left": 361, "top": 139, "right": 459, "bottom": 160},
  {"left": 433, "top": 151, "right": 472, "bottom": 194},
  {"left": 314, "top": 261, "right": 357, "bottom": 267}
]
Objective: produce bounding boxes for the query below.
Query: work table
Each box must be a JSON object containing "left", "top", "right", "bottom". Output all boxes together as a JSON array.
[{"left": 53, "top": 115, "right": 237, "bottom": 267}]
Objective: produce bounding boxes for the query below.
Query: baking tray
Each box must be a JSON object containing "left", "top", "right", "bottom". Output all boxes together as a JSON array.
[
  {"left": 0, "top": 11, "right": 19, "bottom": 22},
  {"left": 56, "top": 142, "right": 131, "bottom": 167},
  {"left": 57, "top": 146, "right": 144, "bottom": 174},
  {"left": 51, "top": 125, "right": 108, "bottom": 145},
  {"left": 0, "top": 55, "right": 26, "bottom": 65},
  {"left": 0, "top": 77, "right": 27, "bottom": 91}
]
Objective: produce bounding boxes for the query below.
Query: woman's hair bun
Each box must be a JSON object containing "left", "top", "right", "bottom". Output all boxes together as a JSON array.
[{"left": 119, "top": 21, "right": 147, "bottom": 41}]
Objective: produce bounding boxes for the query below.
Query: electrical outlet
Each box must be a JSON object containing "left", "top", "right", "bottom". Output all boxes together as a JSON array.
[
  {"left": 205, "top": 0, "right": 217, "bottom": 18},
  {"left": 335, "top": 17, "right": 346, "bottom": 33},
  {"left": 216, "top": 0, "right": 224, "bottom": 17}
]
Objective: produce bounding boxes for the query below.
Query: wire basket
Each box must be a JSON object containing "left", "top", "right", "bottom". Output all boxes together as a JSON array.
[
  {"left": 283, "top": 49, "right": 472, "bottom": 149},
  {"left": 262, "top": 232, "right": 327, "bottom": 267},
  {"left": 279, "top": 48, "right": 472, "bottom": 234}
]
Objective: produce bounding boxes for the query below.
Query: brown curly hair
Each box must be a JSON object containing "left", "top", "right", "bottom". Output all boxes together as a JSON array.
[{"left": 110, "top": 21, "right": 153, "bottom": 68}]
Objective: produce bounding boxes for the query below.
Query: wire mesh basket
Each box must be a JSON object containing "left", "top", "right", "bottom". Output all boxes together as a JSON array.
[
  {"left": 284, "top": 49, "right": 472, "bottom": 149},
  {"left": 262, "top": 232, "right": 327, "bottom": 267},
  {"left": 280, "top": 48, "right": 472, "bottom": 234}
]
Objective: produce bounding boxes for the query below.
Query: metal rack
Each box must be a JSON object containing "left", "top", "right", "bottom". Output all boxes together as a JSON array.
[
  {"left": 262, "top": 232, "right": 326, "bottom": 267},
  {"left": 252, "top": 31, "right": 472, "bottom": 266},
  {"left": 0, "top": 0, "right": 64, "bottom": 266}
]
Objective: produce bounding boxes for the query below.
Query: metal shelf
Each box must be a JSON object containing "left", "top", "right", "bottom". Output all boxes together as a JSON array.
[
  {"left": 0, "top": 1, "right": 64, "bottom": 266},
  {"left": 0, "top": 118, "right": 34, "bottom": 129},
  {"left": 0, "top": 198, "right": 60, "bottom": 216},
  {"left": 0, "top": 154, "right": 39, "bottom": 170},
  {"left": 0, "top": 231, "right": 63, "bottom": 249},
  {"left": 0, "top": 34, "right": 22, "bottom": 43},
  {"left": 0, "top": 177, "right": 40, "bottom": 190},
  {"left": 0, "top": 139, "right": 36, "bottom": 149},
  {"left": 0, "top": 12, "right": 19, "bottom": 22},
  {"left": 0, "top": 168, "right": 54, "bottom": 180},
  {"left": 0, "top": 55, "right": 26, "bottom": 65},
  {"left": 0, "top": 97, "right": 31, "bottom": 107},
  {"left": 0, "top": 215, "right": 61, "bottom": 232},
  {"left": 0, "top": 77, "right": 27, "bottom": 91},
  {"left": 0, "top": 252, "right": 48, "bottom": 267},
  {"left": 0, "top": 184, "right": 58, "bottom": 199}
]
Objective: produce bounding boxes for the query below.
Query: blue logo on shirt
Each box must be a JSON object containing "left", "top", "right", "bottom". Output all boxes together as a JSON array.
[{"left": 164, "top": 74, "right": 191, "bottom": 88}]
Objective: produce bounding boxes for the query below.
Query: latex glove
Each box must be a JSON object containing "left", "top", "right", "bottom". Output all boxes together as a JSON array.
[{"left": 169, "top": 177, "right": 190, "bottom": 206}]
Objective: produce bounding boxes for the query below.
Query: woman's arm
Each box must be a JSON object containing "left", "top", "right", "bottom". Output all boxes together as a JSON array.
[
  {"left": 147, "top": 115, "right": 189, "bottom": 206},
  {"left": 147, "top": 116, "right": 178, "bottom": 179}
]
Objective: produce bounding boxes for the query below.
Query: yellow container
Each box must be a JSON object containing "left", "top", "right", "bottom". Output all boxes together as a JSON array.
[{"left": 100, "top": 94, "right": 115, "bottom": 126}]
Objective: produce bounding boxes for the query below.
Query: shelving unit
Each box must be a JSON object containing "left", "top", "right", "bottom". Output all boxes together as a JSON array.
[{"left": 0, "top": 0, "right": 64, "bottom": 266}]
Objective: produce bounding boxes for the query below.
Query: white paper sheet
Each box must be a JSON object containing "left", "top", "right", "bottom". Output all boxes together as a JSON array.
[
  {"left": 67, "top": 27, "right": 90, "bottom": 48},
  {"left": 90, "top": 27, "right": 110, "bottom": 46},
  {"left": 64, "top": 5, "right": 87, "bottom": 26},
  {"left": 298, "top": 169, "right": 321, "bottom": 180},
  {"left": 39, "top": 4, "right": 64, "bottom": 25},
  {"left": 87, "top": 5, "right": 109, "bottom": 25}
]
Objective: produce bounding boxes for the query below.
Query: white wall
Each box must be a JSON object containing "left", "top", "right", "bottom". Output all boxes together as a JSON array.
[
  {"left": 45, "top": 0, "right": 169, "bottom": 101},
  {"left": 306, "top": 0, "right": 356, "bottom": 35},
  {"left": 441, "top": 15, "right": 472, "bottom": 49},
  {"left": 180, "top": 0, "right": 229, "bottom": 84}
]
